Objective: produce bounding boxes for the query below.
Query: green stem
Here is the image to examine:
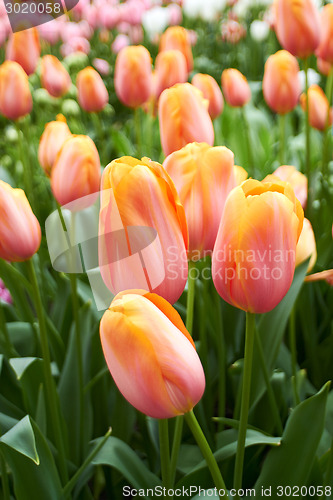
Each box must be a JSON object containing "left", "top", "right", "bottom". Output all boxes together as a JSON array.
[
  {"left": 0, "top": 300, "right": 15, "bottom": 358},
  {"left": 186, "top": 260, "right": 196, "bottom": 335},
  {"left": 215, "top": 290, "right": 226, "bottom": 430},
  {"left": 289, "top": 306, "right": 300, "bottom": 406},
  {"left": 254, "top": 328, "right": 284, "bottom": 435},
  {"left": 303, "top": 58, "right": 312, "bottom": 216},
  {"left": 184, "top": 410, "right": 229, "bottom": 499},
  {"left": 16, "top": 120, "right": 35, "bottom": 212},
  {"left": 233, "top": 312, "right": 255, "bottom": 498},
  {"left": 322, "top": 67, "right": 333, "bottom": 178},
  {"left": 158, "top": 419, "right": 172, "bottom": 496},
  {"left": 0, "top": 451, "right": 10, "bottom": 500},
  {"left": 170, "top": 416, "right": 183, "bottom": 486},
  {"left": 241, "top": 107, "right": 254, "bottom": 178},
  {"left": 279, "top": 113, "right": 286, "bottom": 165},
  {"left": 62, "top": 428, "right": 111, "bottom": 498},
  {"left": 135, "top": 107, "right": 142, "bottom": 158},
  {"left": 26, "top": 258, "right": 68, "bottom": 484}
]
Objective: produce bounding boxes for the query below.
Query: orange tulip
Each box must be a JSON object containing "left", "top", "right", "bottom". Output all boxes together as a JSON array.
[
  {"left": 0, "top": 61, "right": 32, "bottom": 120},
  {"left": 154, "top": 50, "right": 188, "bottom": 99},
  {"left": 40, "top": 55, "right": 71, "bottom": 98},
  {"left": 212, "top": 179, "right": 304, "bottom": 313},
  {"left": 191, "top": 73, "right": 224, "bottom": 120},
  {"left": 114, "top": 45, "right": 152, "bottom": 108},
  {"left": 0, "top": 180, "right": 41, "bottom": 262},
  {"left": 233, "top": 165, "right": 248, "bottom": 186},
  {"left": 266, "top": 165, "right": 307, "bottom": 209},
  {"left": 317, "top": 57, "right": 332, "bottom": 77},
  {"left": 51, "top": 135, "right": 101, "bottom": 207},
  {"left": 6, "top": 28, "right": 40, "bottom": 75},
  {"left": 274, "top": 0, "right": 320, "bottom": 59},
  {"left": 159, "top": 26, "right": 193, "bottom": 73},
  {"left": 163, "top": 142, "right": 235, "bottom": 259},
  {"left": 38, "top": 115, "right": 72, "bottom": 177},
  {"left": 263, "top": 50, "right": 301, "bottom": 115},
  {"left": 295, "top": 218, "right": 316, "bottom": 272},
  {"left": 99, "top": 156, "right": 188, "bottom": 304},
  {"left": 221, "top": 68, "right": 251, "bottom": 107},
  {"left": 300, "top": 84, "right": 333, "bottom": 131},
  {"left": 100, "top": 290, "right": 205, "bottom": 419},
  {"left": 316, "top": 4, "right": 333, "bottom": 65},
  {"left": 158, "top": 83, "right": 214, "bottom": 156},
  {"left": 77, "top": 66, "right": 109, "bottom": 112}
]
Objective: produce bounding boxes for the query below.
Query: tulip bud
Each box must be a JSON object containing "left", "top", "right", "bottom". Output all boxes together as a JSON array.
[
  {"left": 296, "top": 218, "right": 316, "bottom": 272},
  {"left": 154, "top": 50, "right": 188, "bottom": 99},
  {"left": 99, "top": 156, "right": 188, "bottom": 304},
  {"left": 315, "top": 5, "right": 333, "bottom": 65},
  {"left": 114, "top": 45, "right": 152, "bottom": 108},
  {"left": 6, "top": 28, "right": 40, "bottom": 76},
  {"left": 300, "top": 84, "right": 333, "bottom": 131},
  {"left": 317, "top": 58, "right": 332, "bottom": 77},
  {"left": 0, "top": 180, "right": 41, "bottom": 262},
  {"left": 266, "top": 165, "right": 307, "bottom": 209},
  {"left": 100, "top": 290, "right": 205, "bottom": 419},
  {"left": 263, "top": 50, "right": 301, "bottom": 115},
  {"left": 0, "top": 61, "right": 33, "bottom": 121},
  {"left": 40, "top": 55, "right": 71, "bottom": 98},
  {"left": 233, "top": 165, "right": 248, "bottom": 186},
  {"left": 163, "top": 142, "right": 235, "bottom": 259},
  {"left": 274, "top": 0, "right": 320, "bottom": 59},
  {"left": 159, "top": 26, "right": 193, "bottom": 72},
  {"left": 51, "top": 135, "right": 101, "bottom": 207},
  {"left": 38, "top": 115, "right": 72, "bottom": 177},
  {"left": 191, "top": 73, "right": 224, "bottom": 120},
  {"left": 212, "top": 179, "right": 304, "bottom": 313},
  {"left": 76, "top": 66, "right": 109, "bottom": 112},
  {"left": 221, "top": 68, "right": 251, "bottom": 107},
  {"left": 158, "top": 83, "right": 214, "bottom": 156}
]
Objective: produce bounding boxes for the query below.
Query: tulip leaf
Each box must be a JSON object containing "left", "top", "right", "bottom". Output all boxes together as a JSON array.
[
  {"left": 91, "top": 436, "right": 162, "bottom": 491},
  {"left": 6, "top": 322, "right": 36, "bottom": 356},
  {"left": 250, "top": 259, "right": 309, "bottom": 408},
  {"left": 255, "top": 382, "right": 330, "bottom": 493},
  {"left": 0, "top": 417, "right": 63, "bottom": 500}
]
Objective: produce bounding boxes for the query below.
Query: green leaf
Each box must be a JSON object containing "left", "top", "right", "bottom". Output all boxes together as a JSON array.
[
  {"left": 250, "top": 260, "right": 309, "bottom": 408},
  {"left": 0, "top": 415, "right": 38, "bottom": 464},
  {"left": 91, "top": 436, "right": 162, "bottom": 491},
  {"left": 6, "top": 322, "right": 36, "bottom": 356},
  {"left": 255, "top": 382, "right": 330, "bottom": 493}
]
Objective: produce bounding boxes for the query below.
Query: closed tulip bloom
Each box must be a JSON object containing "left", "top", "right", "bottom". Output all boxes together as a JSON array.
[
  {"left": 38, "top": 115, "right": 72, "bottom": 177},
  {"left": 263, "top": 50, "right": 301, "bottom": 115},
  {"left": 6, "top": 28, "right": 40, "bottom": 75},
  {"left": 114, "top": 45, "right": 152, "bottom": 108},
  {"left": 267, "top": 165, "right": 307, "bottom": 209},
  {"left": 0, "top": 61, "right": 32, "bottom": 120},
  {"left": 212, "top": 179, "right": 304, "bottom": 314},
  {"left": 233, "top": 165, "right": 248, "bottom": 186},
  {"left": 159, "top": 26, "right": 193, "bottom": 72},
  {"left": 191, "top": 73, "right": 224, "bottom": 120},
  {"left": 274, "top": 0, "right": 320, "bottom": 59},
  {"left": 163, "top": 142, "right": 235, "bottom": 259},
  {"left": 158, "top": 83, "right": 214, "bottom": 156},
  {"left": 300, "top": 84, "right": 333, "bottom": 131},
  {"left": 154, "top": 50, "right": 188, "bottom": 99},
  {"left": 316, "top": 5, "right": 333, "bottom": 65},
  {"left": 99, "top": 156, "right": 188, "bottom": 304},
  {"left": 41, "top": 55, "right": 71, "bottom": 98},
  {"left": 100, "top": 290, "right": 205, "bottom": 419},
  {"left": 51, "top": 135, "right": 100, "bottom": 207},
  {"left": 221, "top": 68, "right": 251, "bottom": 107},
  {"left": 76, "top": 66, "right": 109, "bottom": 112},
  {"left": 317, "top": 57, "right": 332, "bottom": 77},
  {"left": 0, "top": 180, "right": 41, "bottom": 262},
  {"left": 296, "top": 218, "right": 316, "bottom": 272}
]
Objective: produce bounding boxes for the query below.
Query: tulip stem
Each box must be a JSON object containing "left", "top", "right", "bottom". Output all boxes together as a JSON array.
[
  {"left": 158, "top": 419, "right": 172, "bottom": 496},
  {"left": 170, "top": 416, "right": 183, "bottom": 486},
  {"left": 279, "top": 113, "right": 286, "bottom": 165},
  {"left": 303, "top": 58, "right": 312, "bottom": 216},
  {"left": 241, "top": 107, "right": 254, "bottom": 178},
  {"left": 215, "top": 289, "right": 226, "bottom": 431},
  {"left": 135, "top": 107, "right": 142, "bottom": 158},
  {"left": 16, "top": 120, "right": 35, "bottom": 213},
  {"left": 0, "top": 299, "right": 15, "bottom": 358},
  {"left": 254, "top": 327, "right": 284, "bottom": 435},
  {"left": 26, "top": 258, "right": 68, "bottom": 485},
  {"left": 186, "top": 260, "right": 196, "bottom": 336},
  {"left": 322, "top": 67, "right": 333, "bottom": 178},
  {"left": 184, "top": 410, "right": 229, "bottom": 499},
  {"left": 233, "top": 311, "right": 255, "bottom": 498},
  {"left": 289, "top": 306, "right": 300, "bottom": 406}
]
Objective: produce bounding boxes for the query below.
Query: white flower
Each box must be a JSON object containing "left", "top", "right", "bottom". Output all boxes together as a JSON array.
[
  {"left": 142, "top": 6, "right": 169, "bottom": 38},
  {"left": 298, "top": 69, "right": 321, "bottom": 91},
  {"left": 250, "top": 20, "right": 270, "bottom": 42}
]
